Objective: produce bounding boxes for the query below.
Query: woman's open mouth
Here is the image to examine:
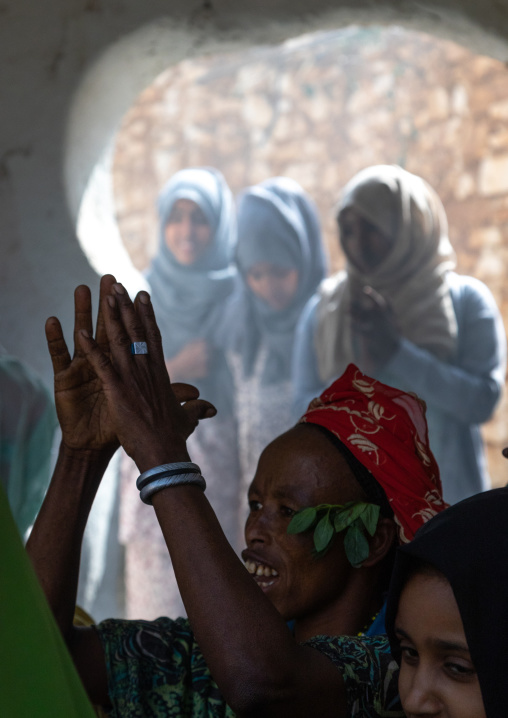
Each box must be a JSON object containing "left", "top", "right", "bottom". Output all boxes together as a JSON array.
[{"left": 244, "top": 559, "right": 279, "bottom": 589}]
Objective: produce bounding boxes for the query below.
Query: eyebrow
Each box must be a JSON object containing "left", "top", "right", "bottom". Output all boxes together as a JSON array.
[
  {"left": 395, "top": 627, "right": 470, "bottom": 654},
  {"left": 271, "top": 485, "right": 313, "bottom": 503}
]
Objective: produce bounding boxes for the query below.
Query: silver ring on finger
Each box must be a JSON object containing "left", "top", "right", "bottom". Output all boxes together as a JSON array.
[{"left": 131, "top": 341, "right": 149, "bottom": 355}]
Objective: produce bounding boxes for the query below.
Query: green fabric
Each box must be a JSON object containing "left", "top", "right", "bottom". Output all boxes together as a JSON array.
[
  {"left": 0, "top": 355, "right": 57, "bottom": 535},
  {"left": 0, "top": 484, "right": 96, "bottom": 717},
  {"left": 97, "top": 616, "right": 403, "bottom": 717},
  {"left": 304, "top": 635, "right": 403, "bottom": 717}
]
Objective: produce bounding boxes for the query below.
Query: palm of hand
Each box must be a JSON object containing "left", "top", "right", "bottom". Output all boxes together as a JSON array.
[{"left": 55, "top": 355, "right": 118, "bottom": 452}]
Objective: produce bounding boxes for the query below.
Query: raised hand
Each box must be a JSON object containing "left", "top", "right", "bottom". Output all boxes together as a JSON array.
[
  {"left": 78, "top": 283, "right": 216, "bottom": 472},
  {"left": 45, "top": 274, "right": 119, "bottom": 454}
]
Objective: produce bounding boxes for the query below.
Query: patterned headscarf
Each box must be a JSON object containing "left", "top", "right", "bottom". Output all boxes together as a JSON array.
[{"left": 300, "top": 364, "right": 447, "bottom": 543}]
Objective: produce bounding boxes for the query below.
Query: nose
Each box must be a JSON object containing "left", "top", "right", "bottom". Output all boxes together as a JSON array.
[
  {"left": 245, "top": 507, "right": 274, "bottom": 547},
  {"left": 402, "top": 668, "right": 442, "bottom": 716},
  {"left": 257, "top": 276, "right": 274, "bottom": 304},
  {"left": 179, "top": 215, "right": 194, "bottom": 242}
]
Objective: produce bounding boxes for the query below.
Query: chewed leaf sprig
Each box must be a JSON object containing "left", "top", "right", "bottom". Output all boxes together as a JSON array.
[{"left": 287, "top": 502, "right": 381, "bottom": 567}]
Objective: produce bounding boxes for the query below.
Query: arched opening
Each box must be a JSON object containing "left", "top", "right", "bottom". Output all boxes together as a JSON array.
[{"left": 77, "top": 24, "right": 508, "bottom": 486}]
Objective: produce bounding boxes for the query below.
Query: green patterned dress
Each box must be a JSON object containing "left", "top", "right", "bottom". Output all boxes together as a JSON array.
[{"left": 96, "top": 617, "right": 403, "bottom": 717}]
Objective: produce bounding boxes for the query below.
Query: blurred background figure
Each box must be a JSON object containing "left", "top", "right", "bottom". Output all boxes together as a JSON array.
[
  {"left": 220, "top": 177, "right": 327, "bottom": 531},
  {"left": 120, "top": 167, "right": 240, "bottom": 619},
  {"left": 293, "top": 165, "right": 506, "bottom": 504},
  {"left": 0, "top": 350, "right": 57, "bottom": 538}
]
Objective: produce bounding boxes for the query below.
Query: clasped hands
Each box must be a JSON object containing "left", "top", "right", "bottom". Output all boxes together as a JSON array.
[
  {"left": 45, "top": 274, "right": 216, "bottom": 473},
  {"left": 350, "top": 285, "right": 401, "bottom": 374}
]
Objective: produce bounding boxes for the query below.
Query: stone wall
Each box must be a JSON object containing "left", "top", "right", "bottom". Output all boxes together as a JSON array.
[{"left": 112, "top": 26, "right": 508, "bottom": 486}]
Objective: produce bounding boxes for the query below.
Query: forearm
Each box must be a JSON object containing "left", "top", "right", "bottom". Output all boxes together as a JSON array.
[
  {"left": 26, "top": 443, "right": 113, "bottom": 641},
  {"left": 134, "top": 443, "right": 292, "bottom": 696},
  {"left": 386, "top": 338, "right": 503, "bottom": 423},
  {"left": 150, "top": 482, "right": 340, "bottom": 715}
]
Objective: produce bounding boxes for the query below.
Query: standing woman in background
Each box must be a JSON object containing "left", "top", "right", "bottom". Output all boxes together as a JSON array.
[
  {"left": 120, "top": 167, "right": 239, "bottom": 618},
  {"left": 221, "top": 177, "right": 327, "bottom": 528},
  {"left": 293, "top": 165, "right": 506, "bottom": 504}
]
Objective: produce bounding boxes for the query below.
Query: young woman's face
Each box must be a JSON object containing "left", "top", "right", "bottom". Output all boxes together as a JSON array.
[
  {"left": 245, "top": 262, "right": 299, "bottom": 312},
  {"left": 339, "top": 207, "right": 393, "bottom": 273},
  {"left": 164, "top": 199, "right": 212, "bottom": 265},
  {"left": 395, "top": 573, "right": 485, "bottom": 718}
]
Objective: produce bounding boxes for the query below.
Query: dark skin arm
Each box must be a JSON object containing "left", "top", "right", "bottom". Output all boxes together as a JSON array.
[
  {"left": 77, "top": 282, "right": 347, "bottom": 716},
  {"left": 26, "top": 275, "right": 216, "bottom": 707}
]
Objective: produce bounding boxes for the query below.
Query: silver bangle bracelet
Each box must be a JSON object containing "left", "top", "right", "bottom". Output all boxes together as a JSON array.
[
  {"left": 139, "top": 473, "right": 206, "bottom": 505},
  {"left": 136, "top": 462, "right": 201, "bottom": 491}
]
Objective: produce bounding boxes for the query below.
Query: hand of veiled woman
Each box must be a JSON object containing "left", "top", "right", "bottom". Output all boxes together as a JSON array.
[
  {"left": 350, "top": 285, "right": 401, "bottom": 373},
  {"left": 78, "top": 282, "right": 217, "bottom": 473},
  {"left": 166, "top": 338, "right": 210, "bottom": 381}
]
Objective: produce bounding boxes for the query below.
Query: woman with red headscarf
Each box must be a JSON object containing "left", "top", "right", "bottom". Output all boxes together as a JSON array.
[{"left": 28, "top": 278, "right": 446, "bottom": 717}]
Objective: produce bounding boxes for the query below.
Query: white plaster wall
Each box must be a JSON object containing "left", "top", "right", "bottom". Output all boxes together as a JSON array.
[{"left": 2, "top": 0, "right": 508, "bottom": 383}]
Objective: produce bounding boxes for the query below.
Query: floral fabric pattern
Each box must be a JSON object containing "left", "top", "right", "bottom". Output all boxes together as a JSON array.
[
  {"left": 305, "top": 634, "right": 403, "bottom": 717},
  {"left": 301, "top": 363, "right": 447, "bottom": 543},
  {"left": 96, "top": 617, "right": 402, "bottom": 717}
]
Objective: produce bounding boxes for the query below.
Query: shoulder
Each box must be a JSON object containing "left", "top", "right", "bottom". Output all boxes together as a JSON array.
[
  {"left": 297, "top": 292, "right": 321, "bottom": 333},
  {"left": 303, "top": 634, "right": 403, "bottom": 717},
  {"left": 96, "top": 616, "right": 196, "bottom": 670},
  {"left": 96, "top": 617, "right": 229, "bottom": 715},
  {"left": 318, "top": 270, "right": 347, "bottom": 301},
  {"left": 447, "top": 272, "right": 499, "bottom": 309}
]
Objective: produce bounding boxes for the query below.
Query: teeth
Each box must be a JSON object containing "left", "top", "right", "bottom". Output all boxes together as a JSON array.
[{"left": 244, "top": 559, "right": 279, "bottom": 578}]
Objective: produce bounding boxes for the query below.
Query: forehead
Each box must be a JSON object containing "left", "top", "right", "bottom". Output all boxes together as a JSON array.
[
  {"left": 250, "top": 424, "right": 364, "bottom": 505},
  {"left": 338, "top": 206, "right": 359, "bottom": 223},
  {"left": 170, "top": 198, "right": 204, "bottom": 214},
  {"left": 397, "top": 573, "right": 466, "bottom": 647}
]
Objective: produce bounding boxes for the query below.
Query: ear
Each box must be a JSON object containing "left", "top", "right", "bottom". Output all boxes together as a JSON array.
[{"left": 360, "top": 517, "right": 396, "bottom": 568}]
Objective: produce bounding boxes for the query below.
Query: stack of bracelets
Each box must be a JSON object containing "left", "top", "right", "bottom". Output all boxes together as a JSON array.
[{"left": 136, "top": 462, "right": 206, "bottom": 504}]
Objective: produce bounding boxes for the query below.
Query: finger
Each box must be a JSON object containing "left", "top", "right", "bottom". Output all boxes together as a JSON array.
[
  {"left": 45, "top": 316, "right": 72, "bottom": 376},
  {"left": 362, "top": 285, "right": 387, "bottom": 309},
  {"left": 172, "top": 382, "right": 200, "bottom": 403},
  {"left": 134, "top": 290, "right": 165, "bottom": 369},
  {"left": 101, "top": 293, "right": 136, "bottom": 373},
  {"left": 112, "top": 283, "right": 147, "bottom": 347},
  {"left": 182, "top": 399, "right": 217, "bottom": 432},
  {"left": 77, "top": 329, "right": 120, "bottom": 388},
  {"left": 95, "top": 274, "right": 117, "bottom": 352},
  {"left": 73, "top": 285, "right": 93, "bottom": 358}
]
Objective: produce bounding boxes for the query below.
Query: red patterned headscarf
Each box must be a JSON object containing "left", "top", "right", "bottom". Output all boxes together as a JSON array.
[{"left": 300, "top": 364, "right": 447, "bottom": 543}]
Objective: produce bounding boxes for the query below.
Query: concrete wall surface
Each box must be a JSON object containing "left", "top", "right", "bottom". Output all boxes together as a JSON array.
[{"left": 3, "top": 0, "right": 508, "bottom": 385}]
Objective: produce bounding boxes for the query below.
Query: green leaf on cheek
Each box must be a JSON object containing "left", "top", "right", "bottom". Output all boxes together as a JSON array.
[
  {"left": 333, "top": 502, "right": 365, "bottom": 532},
  {"left": 360, "top": 503, "right": 380, "bottom": 537},
  {"left": 344, "top": 523, "right": 370, "bottom": 567},
  {"left": 314, "top": 512, "right": 334, "bottom": 553},
  {"left": 287, "top": 507, "right": 317, "bottom": 534}
]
